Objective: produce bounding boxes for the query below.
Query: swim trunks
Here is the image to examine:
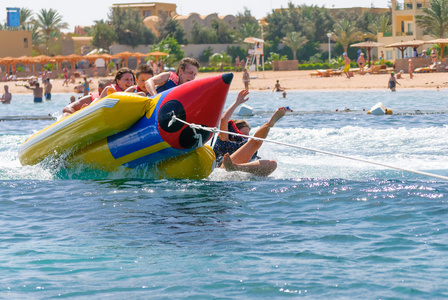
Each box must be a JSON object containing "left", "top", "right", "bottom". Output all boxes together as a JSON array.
[
  {"left": 45, "top": 93, "right": 51, "bottom": 100},
  {"left": 34, "top": 97, "right": 43, "bottom": 103}
]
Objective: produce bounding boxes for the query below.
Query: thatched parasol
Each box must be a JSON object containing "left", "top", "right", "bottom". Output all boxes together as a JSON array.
[
  {"left": 350, "top": 41, "right": 385, "bottom": 66},
  {"left": 385, "top": 40, "right": 425, "bottom": 58},
  {"left": 112, "top": 51, "right": 138, "bottom": 67},
  {"left": 147, "top": 51, "right": 168, "bottom": 61},
  {"left": 423, "top": 38, "right": 448, "bottom": 59}
]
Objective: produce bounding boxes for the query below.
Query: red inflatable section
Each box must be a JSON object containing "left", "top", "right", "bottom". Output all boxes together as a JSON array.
[{"left": 158, "top": 73, "right": 233, "bottom": 149}]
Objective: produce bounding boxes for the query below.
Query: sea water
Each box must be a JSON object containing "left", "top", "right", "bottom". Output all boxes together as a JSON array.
[{"left": 1, "top": 90, "right": 448, "bottom": 299}]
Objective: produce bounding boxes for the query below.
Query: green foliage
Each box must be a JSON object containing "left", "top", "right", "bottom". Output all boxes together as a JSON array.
[
  {"left": 109, "top": 7, "right": 156, "bottom": 48},
  {"left": 43, "top": 63, "right": 54, "bottom": 71},
  {"left": 330, "top": 55, "right": 345, "bottom": 68},
  {"left": 189, "top": 20, "right": 218, "bottom": 44},
  {"left": 268, "top": 52, "right": 288, "bottom": 62},
  {"left": 19, "top": 7, "right": 34, "bottom": 30},
  {"left": 416, "top": 0, "right": 448, "bottom": 38},
  {"left": 199, "top": 67, "right": 217, "bottom": 72},
  {"left": 150, "top": 36, "right": 184, "bottom": 67},
  {"left": 91, "top": 20, "right": 117, "bottom": 49},
  {"left": 298, "top": 62, "right": 331, "bottom": 70},
  {"left": 282, "top": 31, "right": 307, "bottom": 61},
  {"left": 35, "top": 8, "right": 69, "bottom": 54},
  {"left": 209, "top": 51, "right": 232, "bottom": 71},
  {"left": 307, "top": 53, "right": 324, "bottom": 64},
  {"left": 236, "top": 7, "right": 259, "bottom": 27},
  {"left": 265, "top": 3, "right": 334, "bottom": 43},
  {"left": 332, "top": 19, "right": 364, "bottom": 54},
  {"left": 234, "top": 8, "right": 260, "bottom": 43},
  {"left": 226, "top": 46, "right": 247, "bottom": 62},
  {"left": 199, "top": 46, "right": 214, "bottom": 63},
  {"left": 156, "top": 11, "right": 187, "bottom": 44},
  {"left": 211, "top": 19, "right": 235, "bottom": 44}
]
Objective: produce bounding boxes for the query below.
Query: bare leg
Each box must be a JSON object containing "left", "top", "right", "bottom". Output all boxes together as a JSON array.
[{"left": 222, "top": 153, "right": 277, "bottom": 176}]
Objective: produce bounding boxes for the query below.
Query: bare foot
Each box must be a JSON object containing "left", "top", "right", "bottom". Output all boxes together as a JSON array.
[
  {"left": 267, "top": 107, "right": 286, "bottom": 127},
  {"left": 222, "top": 153, "right": 239, "bottom": 171}
]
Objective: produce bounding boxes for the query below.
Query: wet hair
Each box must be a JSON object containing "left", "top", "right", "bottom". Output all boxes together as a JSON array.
[
  {"left": 114, "top": 67, "right": 135, "bottom": 85},
  {"left": 98, "top": 78, "right": 112, "bottom": 89},
  {"left": 35, "top": 82, "right": 40, "bottom": 87},
  {"left": 228, "top": 120, "right": 250, "bottom": 142},
  {"left": 233, "top": 120, "right": 251, "bottom": 131},
  {"left": 135, "top": 64, "right": 154, "bottom": 78},
  {"left": 176, "top": 57, "right": 200, "bottom": 75}
]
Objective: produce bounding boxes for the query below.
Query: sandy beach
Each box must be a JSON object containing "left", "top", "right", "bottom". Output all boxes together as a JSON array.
[{"left": 2, "top": 70, "right": 448, "bottom": 96}]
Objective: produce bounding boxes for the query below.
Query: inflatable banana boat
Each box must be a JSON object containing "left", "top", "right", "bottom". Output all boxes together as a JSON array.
[{"left": 19, "top": 73, "right": 234, "bottom": 179}]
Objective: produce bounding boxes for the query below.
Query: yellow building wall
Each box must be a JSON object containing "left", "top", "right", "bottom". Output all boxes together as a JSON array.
[
  {"left": 112, "top": 2, "right": 177, "bottom": 18},
  {"left": 0, "top": 30, "right": 32, "bottom": 57}
]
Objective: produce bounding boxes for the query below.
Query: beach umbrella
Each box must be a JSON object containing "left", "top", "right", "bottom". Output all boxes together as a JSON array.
[
  {"left": 147, "top": 51, "right": 169, "bottom": 63},
  {"left": 0, "top": 56, "right": 18, "bottom": 74},
  {"left": 16, "top": 56, "right": 34, "bottom": 72},
  {"left": 423, "top": 38, "right": 448, "bottom": 59},
  {"left": 385, "top": 40, "right": 425, "bottom": 58},
  {"left": 350, "top": 41, "right": 385, "bottom": 67},
  {"left": 51, "top": 55, "right": 67, "bottom": 70},
  {"left": 112, "top": 51, "right": 137, "bottom": 67},
  {"left": 63, "top": 54, "right": 84, "bottom": 70}
]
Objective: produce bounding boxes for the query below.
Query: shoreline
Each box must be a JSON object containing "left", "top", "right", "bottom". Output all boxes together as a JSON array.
[{"left": 1, "top": 70, "right": 447, "bottom": 95}]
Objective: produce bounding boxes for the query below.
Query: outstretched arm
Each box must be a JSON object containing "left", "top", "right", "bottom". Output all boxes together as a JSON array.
[{"left": 218, "top": 89, "right": 249, "bottom": 141}]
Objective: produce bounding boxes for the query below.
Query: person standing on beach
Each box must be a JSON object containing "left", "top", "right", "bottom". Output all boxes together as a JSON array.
[
  {"left": 23, "top": 82, "right": 43, "bottom": 103},
  {"left": 242, "top": 68, "right": 250, "bottom": 89},
  {"left": 431, "top": 49, "right": 437, "bottom": 64},
  {"left": 343, "top": 53, "right": 351, "bottom": 79},
  {"left": 83, "top": 77, "right": 90, "bottom": 96},
  {"left": 1, "top": 85, "right": 11, "bottom": 104},
  {"left": 408, "top": 59, "right": 414, "bottom": 79},
  {"left": 44, "top": 78, "right": 52, "bottom": 100},
  {"left": 357, "top": 53, "right": 366, "bottom": 74},
  {"left": 388, "top": 71, "right": 400, "bottom": 92},
  {"left": 62, "top": 67, "right": 69, "bottom": 87}
]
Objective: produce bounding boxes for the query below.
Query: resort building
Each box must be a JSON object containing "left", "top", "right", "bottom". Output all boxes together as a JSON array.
[
  {"left": 377, "top": 0, "right": 433, "bottom": 60},
  {"left": 0, "top": 30, "right": 32, "bottom": 57},
  {"left": 112, "top": 2, "right": 237, "bottom": 36}
]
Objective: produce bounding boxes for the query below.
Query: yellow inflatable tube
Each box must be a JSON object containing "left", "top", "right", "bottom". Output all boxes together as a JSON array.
[{"left": 19, "top": 93, "right": 156, "bottom": 166}]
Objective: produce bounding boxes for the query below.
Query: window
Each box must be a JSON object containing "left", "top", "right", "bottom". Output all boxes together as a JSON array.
[
  {"left": 24, "top": 38, "right": 28, "bottom": 48},
  {"left": 386, "top": 50, "right": 393, "bottom": 60},
  {"left": 143, "top": 10, "right": 152, "bottom": 17}
]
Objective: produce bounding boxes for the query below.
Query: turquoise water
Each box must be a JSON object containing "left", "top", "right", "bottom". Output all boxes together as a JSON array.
[{"left": 1, "top": 90, "right": 448, "bottom": 298}]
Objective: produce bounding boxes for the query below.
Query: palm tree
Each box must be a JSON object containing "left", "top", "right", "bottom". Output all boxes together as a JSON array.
[
  {"left": 367, "top": 14, "right": 392, "bottom": 40},
  {"left": 19, "top": 7, "right": 33, "bottom": 30},
  {"left": 34, "top": 8, "right": 68, "bottom": 54},
  {"left": 416, "top": 0, "right": 448, "bottom": 38},
  {"left": 209, "top": 52, "right": 232, "bottom": 71},
  {"left": 234, "top": 23, "right": 261, "bottom": 43},
  {"left": 332, "top": 19, "right": 364, "bottom": 54},
  {"left": 416, "top": 0, "right": 448, "bottom": 57},
  {"left": 282, "top": 31, "right": 308, "bottom": 61}
]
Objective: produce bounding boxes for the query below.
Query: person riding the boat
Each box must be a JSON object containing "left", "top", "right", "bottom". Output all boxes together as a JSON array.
[
  {"left": 124, "top": 64, "right": 154, "bottom": 96},
  {"left": 98, "top": 67, "right": 135, "bottom": 99},
  {"left": 213, "top": 89, "right": 289, "bottom": 176},
  {"left": 145, "top": 57, "right": 199, "bottom": 96},
  {"left": 61, "top": 78, "right": 113, "bottom": 118}
]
